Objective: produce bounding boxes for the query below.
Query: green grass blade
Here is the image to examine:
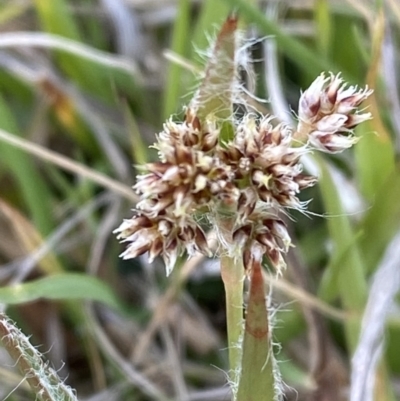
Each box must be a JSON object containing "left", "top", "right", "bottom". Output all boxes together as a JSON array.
[
  {"left": 358, "top": 169, "right": 400, "bottom": 273},
  {"left": 317, "top": 157, "right": 367, "bottom": 350},
  {"left": 33, "top": 0, "right": 128, "bottom": 102},
  {"left": 163, "top": 0, "right": 191, "bottom": 118},
  {"left": 0, "top": 94, "right": 53, "bottom": 235},
  {"left": 123, "top": 101, "right": 149, "bottom": 166},
  {"left": 315, "top": 0, "right": 331, "bottom": 58},
  {"left": 355, "top": 10, "right": 395, "bottom": 200},
  {"left": 0, "top": 274, "right": 121, "bottom": 311},
  {"left": 34, "top": 0, "right": 81, "bottom": 40},
  {"left": 329, "top": 15, "right": 366, "bottom": 80},
  {"left": 355, "top": 122, "right": 395, "bottom": 201}
]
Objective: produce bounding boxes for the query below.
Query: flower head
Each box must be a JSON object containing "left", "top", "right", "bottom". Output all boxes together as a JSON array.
[
  {"left": 114, "top": 213, "right": 210, "bottom": 276},
  {"left": 297, "top": 72, "right": 373, "bottom": 153},
  {"left": 219, "top": 115, "right": 317, "bottom": 212},
  {"left": 116, "top": 72, "right": 372, "bottom": 275},
  {"left": 233, "top": 211, "right": 291, "bottom": 273}
]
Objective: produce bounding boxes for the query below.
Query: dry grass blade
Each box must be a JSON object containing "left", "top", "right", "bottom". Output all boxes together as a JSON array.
[
  {"left": 0, "top": 193, "right": 111, "bottom": 284},
  {"left": 87, "top": 197, "right": 122, "bottom": 275},
  {"left": 84, "top": 304, "right": 170, "bottom": 401},
  {"left": 286, "top": 246, "right": 347, "bottom": 401},
  {"left": 0, "top": 53, "right": 131, "bottom": 180},
  {"left": 0, "top": 128, "right": 137, "bottom": 202},
  {"left": 388, "top": 0, "right": 400, "bottom": 22},
  {"left": 72, "top": 92, "right": 131, "bottom": 180},
  {"left": 160, "top": 326, "right": 189, "bottom": 401},
  {"left": 343, "top": 0, "right": 373, "bottom": 27},
  {"left": 0, "top": 198, "right": 64, "bottom": 278},
  {"left": 265, "top": 272, "right": 347, "bottom": 322},
  {"left": 132, "top": 234, "right": 217, "bottom": 364},
  {"left": 100, "top": 0, "right": 146, "bottom": 59},
  {"left": 263, "top": 5, "right": 293, "bottom": 126},
  {"left": 163, "top": 49, "right": 205, "bottom": 76},
  {"left": 0, "top": 366, "right": 31, "bottom": 399},
  {"left": 350, "top": 231, "right": 400, "bottom": 401}
]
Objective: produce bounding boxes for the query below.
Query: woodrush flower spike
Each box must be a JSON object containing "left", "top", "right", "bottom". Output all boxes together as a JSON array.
[{"left": 115, "top": 38, "right": 372, "bottom": 278}]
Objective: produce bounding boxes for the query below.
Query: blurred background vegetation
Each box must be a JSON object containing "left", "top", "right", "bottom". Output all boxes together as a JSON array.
[{"left": 0, "top": 0, "right": 400, "bottom": 400}]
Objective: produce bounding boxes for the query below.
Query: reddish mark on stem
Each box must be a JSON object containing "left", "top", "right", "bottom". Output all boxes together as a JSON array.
[{"left": 247, "top": 327, "right": 268, "bottom": 339}]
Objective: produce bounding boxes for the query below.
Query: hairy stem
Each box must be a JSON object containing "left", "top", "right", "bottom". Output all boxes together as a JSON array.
[
  {"left": 0, "top": 313, "right": 78, "bottom": 401},
  {"left": 237, "top": 260, "right": 277, "bottom": 401},
  {"left": 220, "top": 255, "right": 244, "bottom": 385}
]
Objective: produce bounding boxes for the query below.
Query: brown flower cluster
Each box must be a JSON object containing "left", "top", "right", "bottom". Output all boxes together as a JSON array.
[
  {"left": 115, "top": 73, "right": 372, "bottom": 274},
  {"left": 296, "top": 73, "right": 373, "bottom": 153},
  {"left": 218, "top": 116, "right": 316, "bottom": 212}
]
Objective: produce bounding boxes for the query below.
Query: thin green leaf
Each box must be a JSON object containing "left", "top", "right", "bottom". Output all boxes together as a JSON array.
[
  {"left": 33, "top": 0, "right": 127, "bottom": 102},
  {"left": 315, "top": 0, "right": 331, "bottom": 58},
  {"left": 330, "top": 15, "right": 366, "bottom": 80},
  {"left": 123, "top": 100, "right": 149, "bottom": 165},
  {"left": 0, "top": 274, "right": 121, "bottom": 310},
  {"left": 319, "top": 230, "right": 364, "bottom": 302},
  {"left": 355, "top": 10, "right": 395, "bottom": 201},
  {"left": 355, "top": 123, "right": 395, "bottom": 201},
  {"left": 34, "top": 0, "right": 81, "bottom": 40},
  {"left": 163, "top": 0, "right": 191, "bottom": 118},
  {"left": 0, "top": 94, "right": 53, "bottom": 235},
  {"left": 317, "top": 157, "right": 367, "bottom": 351},
  {"left": 278, "top": 356, "right": 310, "bottom": 389},
  {"left": 358, "top": 169, "right": 400, "bottom": 273}
]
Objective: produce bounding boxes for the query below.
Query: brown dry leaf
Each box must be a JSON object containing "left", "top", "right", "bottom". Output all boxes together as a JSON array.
[{"left": 0, "top": 198, "right": 64, "bottom": 276}]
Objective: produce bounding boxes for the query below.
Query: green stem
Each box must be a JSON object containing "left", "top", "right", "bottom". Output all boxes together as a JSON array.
[
  {"left": 220, "top": 255, "right": 244, "bottom": 383},
  {"left": 236, "top": 260, "right": 276, "bottom": 401}
]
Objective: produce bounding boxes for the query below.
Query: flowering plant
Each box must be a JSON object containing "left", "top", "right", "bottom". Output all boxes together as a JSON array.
[{"left": 115, "top": 16, "right": 372, "bottom": 401}]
